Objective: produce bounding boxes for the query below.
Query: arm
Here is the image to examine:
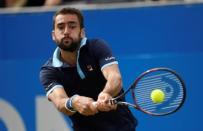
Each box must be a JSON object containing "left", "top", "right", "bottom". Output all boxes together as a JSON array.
[
  {"left": 48, "top": 87, "right": 98, "bottom": 116},
  {"left": 101, "top": 64, "right": 122, "bottom": 97},
  {"left": 48, "top": 87, "right": 75, "bottom": 116},
  {"left": 40, "top": 65, "right": 98, "bottom": 116},
  {"left": 97, "top": 64, "right": 123, "bottom": 111}
]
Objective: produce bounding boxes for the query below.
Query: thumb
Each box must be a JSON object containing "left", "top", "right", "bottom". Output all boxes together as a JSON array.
[{"left": 92, "top": 101, "right": 98, "bottom": 108}]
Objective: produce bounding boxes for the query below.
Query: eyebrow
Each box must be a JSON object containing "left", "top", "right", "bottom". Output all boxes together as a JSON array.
[
  {"left": 67, "top": 21, "right": 77, "bottom": 25},
  {"left": 57, "top": 21, "right": 77, "bottom": 25}
]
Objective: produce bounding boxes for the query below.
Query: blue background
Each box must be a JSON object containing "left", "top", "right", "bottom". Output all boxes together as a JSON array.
[{"left": 0, "top": 2, "right": 203, "bottom": 131}]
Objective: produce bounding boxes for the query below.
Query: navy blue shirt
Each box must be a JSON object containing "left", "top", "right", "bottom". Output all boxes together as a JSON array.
[{"left": 40, "top": 38, "right": 137, "bottom": 130}]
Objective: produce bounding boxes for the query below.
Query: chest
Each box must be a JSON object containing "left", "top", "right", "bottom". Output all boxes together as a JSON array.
[{"left": 58, "top": 64, "right": 106, "bottom": 99}]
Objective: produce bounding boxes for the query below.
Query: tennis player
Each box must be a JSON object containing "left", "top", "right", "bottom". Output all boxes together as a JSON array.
[{"left": 39, "top": 7, "right": 137, "bottom": 131}]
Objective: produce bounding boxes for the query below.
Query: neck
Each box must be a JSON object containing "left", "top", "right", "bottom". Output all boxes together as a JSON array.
[{"left": 60, "top": 49, "right": 77, "bottom": 66}]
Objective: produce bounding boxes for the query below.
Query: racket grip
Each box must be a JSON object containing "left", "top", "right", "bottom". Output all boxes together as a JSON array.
[
  {"left": 117, "top": 102, "right": 137, "bottom": 109},
  {"left": 109, "top": 99, "right": 118, "bottom": 105}
]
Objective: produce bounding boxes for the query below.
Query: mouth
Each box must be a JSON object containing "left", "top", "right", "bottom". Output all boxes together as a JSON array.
[
  {"left": 63, "top": 37, "right": 71, "bottom": 41},
  {"left": 62, "top": 37, "right": 72, "bottom": 44}
]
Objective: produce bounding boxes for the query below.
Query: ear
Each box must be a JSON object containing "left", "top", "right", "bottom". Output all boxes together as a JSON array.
[
  {"left": 80, "top": 28, "right": 85, "bottom": 38},
  {"left": 52, "top": 30, "right": 56, "bottom": 41}
]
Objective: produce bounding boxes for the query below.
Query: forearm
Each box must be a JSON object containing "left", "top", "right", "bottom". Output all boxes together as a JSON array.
[
  {"left": 102, "top": 72, "right": 122, "bottom": 97},
  {"left": 49, "top": 87, "right": 98, "bottom": 116},
  {"left": 48, "top": 88, "right": 76, "bottom": 116},
  {"left": 53, "top": 97, "right": 75, "bottom": 116},
  {"left": 97, "top": 66, "right": 122, "bottom": 111}
]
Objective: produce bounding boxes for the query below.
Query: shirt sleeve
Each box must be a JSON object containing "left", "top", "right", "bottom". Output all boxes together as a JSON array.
[
  {"left": 39, "top": 66, "right": 63, "bottom": 97},
  {"left": 92, "top": 39, "right": 118, "bottom": 70}
]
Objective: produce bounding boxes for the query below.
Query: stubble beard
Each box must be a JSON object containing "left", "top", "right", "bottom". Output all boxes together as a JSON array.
[{"left": 57, "top": 37, "right": 81, "bottom": 52}]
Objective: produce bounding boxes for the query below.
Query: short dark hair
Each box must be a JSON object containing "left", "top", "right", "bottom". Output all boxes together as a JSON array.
[{"left": 53, "top": 7, "right": 84, "bottom": 29}]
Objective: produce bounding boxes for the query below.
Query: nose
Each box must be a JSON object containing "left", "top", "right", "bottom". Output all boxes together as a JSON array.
[{"left": 64, "top": 26, "right": 70, "bottom": 35}]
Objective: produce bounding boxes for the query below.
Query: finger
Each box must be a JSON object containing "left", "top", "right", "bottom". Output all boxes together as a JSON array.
[
  {"left": 80, "top": 108, "right": 97, "bottom": 116},
  {"left": 90, "top": 102, "right": 98, "bottom": 114},
  {"left": 98, "top": 102, "right": 112, "bottom": 111},
  {"left": 92, "top": 102, "right": 97, "bottom": 108},
  {"left": 104, "top": 102, "right": 117, "bottom": 111},
  {"left": 109, "top": 103, "right": 117, "bottom": 110}
]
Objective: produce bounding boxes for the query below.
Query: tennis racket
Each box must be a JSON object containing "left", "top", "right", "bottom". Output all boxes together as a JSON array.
[{"left": 111, "top": 67, "right": 186, "bottom": 116}]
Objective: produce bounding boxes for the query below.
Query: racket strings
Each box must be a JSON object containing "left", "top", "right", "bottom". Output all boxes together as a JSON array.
[{"left": 134, "top": 70, "right": 185, "bottom": 115}]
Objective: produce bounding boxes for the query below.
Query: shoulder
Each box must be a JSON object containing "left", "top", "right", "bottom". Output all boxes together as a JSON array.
[
  {"left": 86, "top": 38, "right": 111, "bottom": 51},
  {"left": 87, "top": 38, "right": 108, "bottom": 46},
  {"left": 40, "top": 58, "right": 58, "bottom": 76},
  {"left": 39, "top": 57, "right": 62, "bottom": 85},
  {"left": 41, "top": 58, "right": 54, "bottom": 68}
]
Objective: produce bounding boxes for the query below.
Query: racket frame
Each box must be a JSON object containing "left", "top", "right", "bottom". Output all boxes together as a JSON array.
[{"left": 112, "top": 67, "right": 186, "bottom": 116}]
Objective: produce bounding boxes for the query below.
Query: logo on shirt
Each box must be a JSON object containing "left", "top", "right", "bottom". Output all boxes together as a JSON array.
[
  {"left": 86, "top": 65, "right": 93, "bottom": 71},
  {"left": 105, "top": 56, "right": 115, "bottom": 61}
]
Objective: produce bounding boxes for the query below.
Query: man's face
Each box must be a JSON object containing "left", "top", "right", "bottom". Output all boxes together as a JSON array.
[{"left": 52, "top": 14, "right": 84, "bottom": 52}]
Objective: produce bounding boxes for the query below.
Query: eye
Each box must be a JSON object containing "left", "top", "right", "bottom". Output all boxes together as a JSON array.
[
  {"left": 57, "top": 24, "right": 64, "bottom": 31},
  {"left": 69, "top": 25, "right": 76, "bottom": 29},
  {"left": 58, "top": 26, "right": 64, "bottom": 30},
  {"left": 68, "top": 23, "right": 77, "bottom": 29}
]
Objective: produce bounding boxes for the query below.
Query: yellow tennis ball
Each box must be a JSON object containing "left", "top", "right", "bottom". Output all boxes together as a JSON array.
[{"left": 151, "top": 89, "right": 165, "bottom": 103}]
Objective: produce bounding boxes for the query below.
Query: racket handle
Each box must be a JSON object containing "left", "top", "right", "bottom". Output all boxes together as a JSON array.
[
  {"left": 117, "top": 102, "right": 137, "bottom": 109},
  {"left": 109, "top": 99, "right": 118, "bottom": 105}
]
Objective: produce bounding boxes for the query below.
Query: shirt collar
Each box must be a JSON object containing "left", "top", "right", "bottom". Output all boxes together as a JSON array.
[{"left": 52, "top": 37, "right": 87, "bottom": 67}]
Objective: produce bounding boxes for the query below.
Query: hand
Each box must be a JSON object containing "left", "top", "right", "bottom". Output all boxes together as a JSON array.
[
  {"left": 72, "top": 95, "right": 98, "bottom": 116},
  {"left": 96, "top": 92, "right": 117, "bottom": 112}
]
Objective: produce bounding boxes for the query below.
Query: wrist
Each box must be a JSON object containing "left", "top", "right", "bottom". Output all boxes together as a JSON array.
[
  {"left": 98, "top": 92, "right": 112, "bottom": 101},
  {"left": 100, "top": 91, "right": 111, "bottom": 97},
  {"left": 65, "top": 94, "right": 78, "bottom": 113}
]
